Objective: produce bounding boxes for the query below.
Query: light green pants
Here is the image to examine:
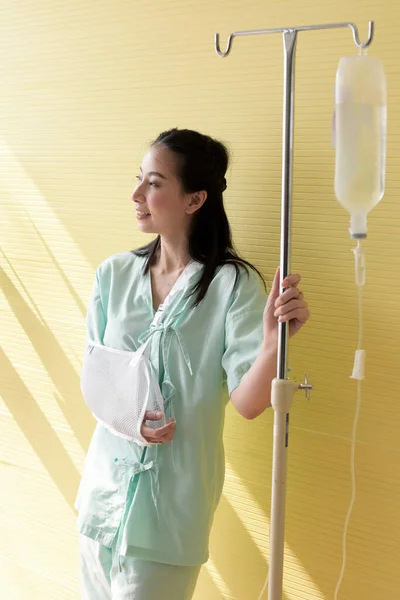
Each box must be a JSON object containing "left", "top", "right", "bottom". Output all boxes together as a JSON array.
[{"left": 79, "top": 534, "right": 201, "bottom": 600}]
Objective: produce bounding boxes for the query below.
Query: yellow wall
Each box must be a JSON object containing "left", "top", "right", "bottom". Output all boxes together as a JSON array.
[{"left": 1, "top": 1, "right": 399, "bottom": 599}]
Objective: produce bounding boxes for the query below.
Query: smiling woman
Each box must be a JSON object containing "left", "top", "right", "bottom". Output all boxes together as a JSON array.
[
  {"left": 132, "top": 129, "right": 263, "bottom": 307},
  {"left": 134, "top": 168, "right": 169, "bottom": 221},
  {"left": 76, "top": 128, "right": 309, "bottom": 600}
]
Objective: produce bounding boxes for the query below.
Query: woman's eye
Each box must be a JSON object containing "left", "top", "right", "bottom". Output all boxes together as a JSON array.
[{"left": 135, "top": 176, "right": 158, "bottom": 187}]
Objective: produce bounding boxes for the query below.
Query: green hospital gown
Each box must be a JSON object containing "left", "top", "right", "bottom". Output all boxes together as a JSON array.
[{"left": 75, "top": 251, "right": 267, "bottom": 566}]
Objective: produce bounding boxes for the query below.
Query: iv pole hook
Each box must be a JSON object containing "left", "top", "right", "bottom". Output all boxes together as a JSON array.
[
  {"left": 214, "top": 32, "right": 234, "bottom": 57},
  {"left": 214, "top": 20, "right": 374, "bottom": 57},
  {"left": 348, "top": 20, "right": 374, "bottom": 49}
]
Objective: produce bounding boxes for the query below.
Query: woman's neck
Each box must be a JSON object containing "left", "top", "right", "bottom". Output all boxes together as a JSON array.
[{"left": 155, "top": 235, "right": 191, "bottom": 274}]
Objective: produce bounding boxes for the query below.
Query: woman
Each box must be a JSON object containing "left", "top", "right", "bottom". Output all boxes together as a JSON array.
[{"left": 76, "top": 128, "right": 310, "bottom": 600}]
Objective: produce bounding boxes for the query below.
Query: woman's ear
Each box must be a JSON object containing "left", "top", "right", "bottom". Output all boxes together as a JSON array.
[{"left": 185, "top": 190, "right": 207, "bottom": 215}]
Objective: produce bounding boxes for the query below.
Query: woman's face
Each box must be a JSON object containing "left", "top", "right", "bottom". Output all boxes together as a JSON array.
[{"left": 132, "top": 145, "right": 192, "bottom": 238}]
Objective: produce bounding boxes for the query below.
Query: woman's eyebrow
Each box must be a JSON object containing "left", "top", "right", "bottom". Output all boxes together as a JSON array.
[{"left": 139, "top": 167, "right": 168, "bottom": 180}]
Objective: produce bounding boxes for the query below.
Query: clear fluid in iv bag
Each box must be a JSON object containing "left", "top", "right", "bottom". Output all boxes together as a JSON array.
[
  {"left": 334, "top": 56, "right": 387, "bottom": 237},
  {"left": 335, "top": 102, "right": 386, "bottom": 214}
]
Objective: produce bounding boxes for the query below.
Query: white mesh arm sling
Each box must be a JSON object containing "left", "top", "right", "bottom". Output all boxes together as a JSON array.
[{"left": 80, "top": 261, "right": 202, "bottom": 446}]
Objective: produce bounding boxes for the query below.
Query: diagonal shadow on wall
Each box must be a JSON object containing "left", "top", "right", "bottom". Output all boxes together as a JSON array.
[
  {"left": 25, "top": 214, "right": 87, "bottom": 318},
  {"left": 1, "top": 265, "right": 94, "bottom": 453},
  {"left": 0, "top": 347, "right": 80, "bottom": 509},
  {"left": 209, "top": 493, "right": 291, "bottom": 600}
]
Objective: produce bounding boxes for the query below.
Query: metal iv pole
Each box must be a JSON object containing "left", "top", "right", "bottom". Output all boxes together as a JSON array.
[{"left": 214, "top": 21, "right": 374, "bottom": 600}]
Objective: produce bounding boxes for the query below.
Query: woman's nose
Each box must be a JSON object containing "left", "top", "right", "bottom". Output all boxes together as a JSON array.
[{"left": 132, "top": 186, "right": 145, "bottom": 203}]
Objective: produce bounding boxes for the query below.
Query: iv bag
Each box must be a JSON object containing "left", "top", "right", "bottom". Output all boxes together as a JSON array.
[{"left": 334, "top": 56, "right": 387, "bottom": 238}]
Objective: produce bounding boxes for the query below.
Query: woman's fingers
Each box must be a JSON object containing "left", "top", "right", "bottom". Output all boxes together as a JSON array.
[
  {"left": 278, "top": 306, "right": 310, "bottom": 324},
  {"left": 141, "top": 417, "right": 176, "bottom": 444},
  {"left": 142, "top": 421, "right": 175, "bottom": 439},
  {"left": 266, "top": 269, "right": 309, "bottom": 338},
  {"left": 274, "top": 286, "right": 302, "bottom": 309},
  {"left": 274, "top": 297, "right": 307, "bottom": 318},
  {"left": 144, "top": 410, "right": 164, "bottom": 421},
  {"left": 282, "top": 273, "right": 301, "bottom": 288}
]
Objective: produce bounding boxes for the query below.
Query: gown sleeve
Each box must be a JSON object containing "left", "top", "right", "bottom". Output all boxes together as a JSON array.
[
  {"left": 221, "top": 267, "right": 268, "bottom": 396},
  {"left": 86, "top": 266, "right": 107, "bottom": 344}
]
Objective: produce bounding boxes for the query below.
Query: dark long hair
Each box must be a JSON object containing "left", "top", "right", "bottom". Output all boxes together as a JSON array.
[{"left": 133, "top": 128, "right": 265, "bottom": 305}]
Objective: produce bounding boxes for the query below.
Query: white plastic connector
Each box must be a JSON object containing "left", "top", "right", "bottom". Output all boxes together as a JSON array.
[{"left": 350, "top": 349, "right": 365, "bottom": 380}]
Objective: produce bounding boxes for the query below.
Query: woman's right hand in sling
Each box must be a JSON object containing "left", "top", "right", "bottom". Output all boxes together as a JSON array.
[{"left": 141, "top": 411, "right": 176, "bottom": 444}]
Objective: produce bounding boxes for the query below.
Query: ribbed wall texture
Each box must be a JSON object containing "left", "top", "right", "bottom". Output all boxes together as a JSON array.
[{"left": 1, "top": 1, "right": 399, "bottom": 599}]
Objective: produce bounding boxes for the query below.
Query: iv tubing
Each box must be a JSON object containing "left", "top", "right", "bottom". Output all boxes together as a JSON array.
[{"left": 334, "top": 240, "right": 365, "bottom": 599}]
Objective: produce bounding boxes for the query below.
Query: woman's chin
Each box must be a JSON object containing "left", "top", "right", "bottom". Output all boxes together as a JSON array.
[{"left": 137, "top": 220, "right": 157, "bottom": 234}]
